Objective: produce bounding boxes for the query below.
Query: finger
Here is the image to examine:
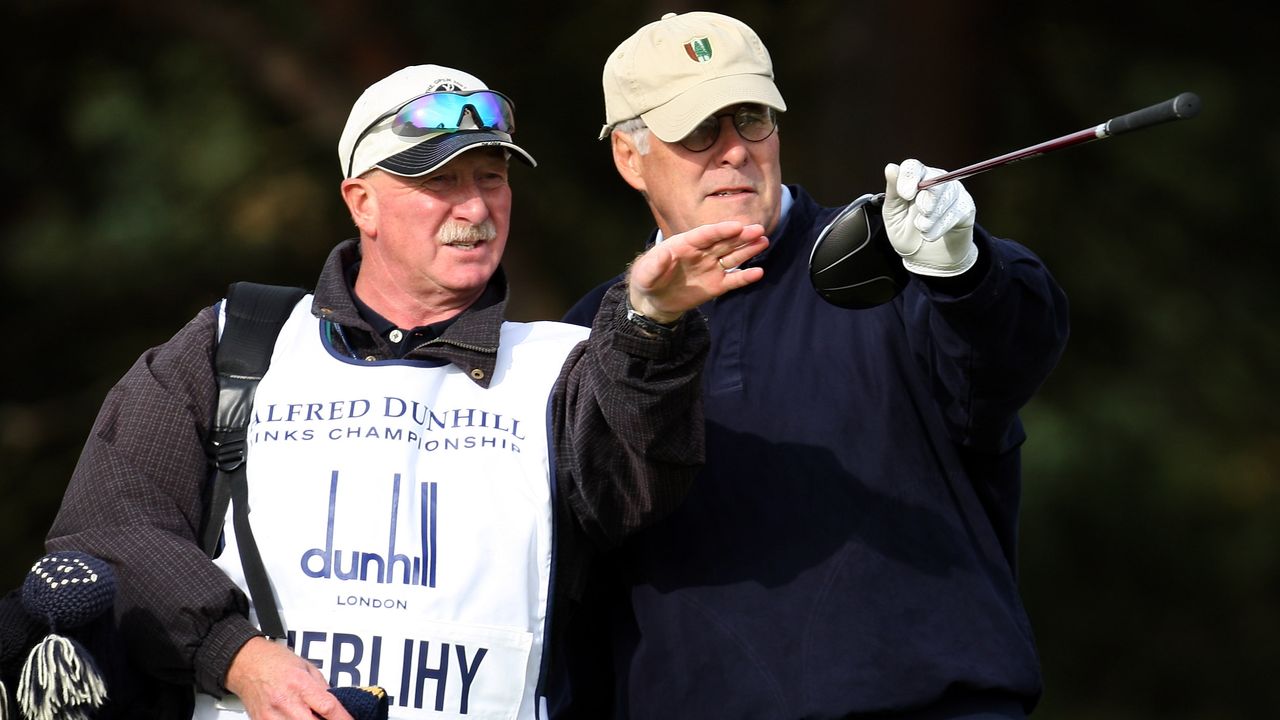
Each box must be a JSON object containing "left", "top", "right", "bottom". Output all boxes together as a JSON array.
[
  {"left": 734, "top": 222, "right": 768, "bottom": 243},
  {"left": 915, "top": 187, "right": 934, "bottom": 216},
  {"left": 933, "top": 192, "right": 976, "bottom": 237},
  {"left": 707, "top": 221, "right": 765, "bottom": 253},
  {"left": 304, "top": 686, "right": 355, "bottom": 720},
  {"left": 915, "top": 178, "right": 956, "bottom": 218},
  {"left": 896, "top": 159, "right": 925, "bottom": 201},
  {"left": 716, "top": 236, "right": 769, "bottom": 270},
  {"left": 670, "top": 220, "right": 751, "bottom": 253},
  {"left": 918, "top": 178, "right": 963, "bottom": 238},
  {"left": 920, "top": 181, "right": 975, "bottom": 238},
  {"left": 707, "top": 224, "right": 767, "bottom": 255},
  {"left": 883, "top": 162, "right": 906, "bottom": 206},
  {"left": 717, "top": 265, "right": 765, "bottom": 289},
  {"left": 913, "top": 194, "right": 943, "bottom": 240},
  {"left": 954, "top": 189, "right": 976, "bottom": 229}
]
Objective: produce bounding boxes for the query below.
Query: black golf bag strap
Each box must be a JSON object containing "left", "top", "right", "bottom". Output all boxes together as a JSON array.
[{"left": 200, "top": 281, "right": 307, "bottom": 639}]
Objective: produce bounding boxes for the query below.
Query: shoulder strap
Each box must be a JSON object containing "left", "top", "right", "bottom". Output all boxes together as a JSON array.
[{"left": 200, "top": 281, "right": 306, "bottom": 639}]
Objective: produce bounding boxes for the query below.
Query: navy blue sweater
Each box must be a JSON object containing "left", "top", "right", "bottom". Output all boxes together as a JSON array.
[{"left": 555, "top": 185, "right": 1070, "bottom": 719}]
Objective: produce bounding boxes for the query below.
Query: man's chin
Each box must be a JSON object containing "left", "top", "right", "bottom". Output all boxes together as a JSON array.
[{"left": 699, "top": 198, "right": 775, "bottom": 228}]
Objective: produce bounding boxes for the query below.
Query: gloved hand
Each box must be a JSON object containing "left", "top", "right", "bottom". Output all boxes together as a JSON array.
[{"left": 882, "top": 159, "right": 978, "bottom": 277}]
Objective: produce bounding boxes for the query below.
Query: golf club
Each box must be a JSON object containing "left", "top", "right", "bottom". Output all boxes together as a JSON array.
[{"left": 808, "top": 92, "right": 1201, "bottom": 309}]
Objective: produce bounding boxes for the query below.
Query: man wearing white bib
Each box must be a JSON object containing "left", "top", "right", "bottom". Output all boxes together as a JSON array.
[{"left": 42, "top": 64, "right": 768, "bottom": 719}]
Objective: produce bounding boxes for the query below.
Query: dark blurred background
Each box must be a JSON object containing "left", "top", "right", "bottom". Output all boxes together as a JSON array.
[{"left": 1, "top": 1, "right": 1273, "bottom": 717}]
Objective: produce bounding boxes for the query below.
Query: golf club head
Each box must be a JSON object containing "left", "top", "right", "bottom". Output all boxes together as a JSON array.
[{"left": 808, "top": 193, "right": 907, "bottom": 309}]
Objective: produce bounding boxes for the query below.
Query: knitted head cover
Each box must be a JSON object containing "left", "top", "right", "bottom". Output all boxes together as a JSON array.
[
  {"left": 330, "top": 685, "right": 391, "bottom": 720},
  {"left": 16, "top": 552, "right": 116, "bottom": 720}
]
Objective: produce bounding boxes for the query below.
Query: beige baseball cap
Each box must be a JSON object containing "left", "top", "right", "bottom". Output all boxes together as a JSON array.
[
  {"left": 599, "top": 11, "right": 787, "bottom": 143},
  {"left": 338, "top": 64, "right": 536, "bottom": 179}
]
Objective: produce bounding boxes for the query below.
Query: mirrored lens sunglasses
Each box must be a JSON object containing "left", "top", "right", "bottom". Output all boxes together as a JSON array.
[{"left": 346, "top": 90, "right": 517, "bottom": 177}]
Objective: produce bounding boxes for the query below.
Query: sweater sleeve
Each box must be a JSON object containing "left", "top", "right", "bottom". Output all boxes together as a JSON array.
[
  {"left": 550, "top": 282, "right": 710, "bottom": 552},
  {"left": 902, "top": 225, "right": 1071, "bottom": 453},
  {"left": 44, "top": 306, "right": 261, "bottom": 696}
]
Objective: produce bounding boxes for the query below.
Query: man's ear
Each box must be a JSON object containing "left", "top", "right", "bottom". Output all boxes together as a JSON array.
[
  {"left": 611, "top": 132, "right": 647, "bottom": 193},
  {"left": 340, "top": 176, "right": 378, "bottom": 238}
]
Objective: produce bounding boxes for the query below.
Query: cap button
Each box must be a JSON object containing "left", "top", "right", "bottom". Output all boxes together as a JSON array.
[{"left": 661, "top": 12, "right": 677, "bottom": 19}]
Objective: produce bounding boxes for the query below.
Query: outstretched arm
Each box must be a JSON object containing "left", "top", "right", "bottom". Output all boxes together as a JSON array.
[
  {"left": 881, "top": 158, "right": 1069, "bottom": 452},
  {"left": 551, "top": 222, "right": 767, "bottom": 550}
]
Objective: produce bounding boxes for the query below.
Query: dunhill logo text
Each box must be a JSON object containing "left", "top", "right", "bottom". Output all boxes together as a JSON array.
[{"left": 300, "top": 471, "right": 439, "bottom": 588}]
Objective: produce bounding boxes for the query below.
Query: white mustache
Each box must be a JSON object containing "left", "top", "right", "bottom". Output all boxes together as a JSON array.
[{"left": 437, "top": 220, "right": 497, "bottom": 245}]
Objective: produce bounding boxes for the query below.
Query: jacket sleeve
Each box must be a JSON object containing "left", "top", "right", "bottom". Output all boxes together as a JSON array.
[
  {"left": 902, "top": 226, "right": 1071, "bottom": 453},
  {"left": 44, "top": 306, "right": 261, "bottom": 696},
  {"left": 550, "top": 281, "right": 710, "bottom": 552}
]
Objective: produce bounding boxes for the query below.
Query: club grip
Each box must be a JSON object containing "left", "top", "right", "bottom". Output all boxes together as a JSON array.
[{"left": 1105, "top": 92, "right": 1201, "bottom": 136}]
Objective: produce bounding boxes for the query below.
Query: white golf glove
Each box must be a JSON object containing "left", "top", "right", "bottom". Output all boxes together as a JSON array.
[{"left": 882, "top": 159, "right": 979, "bottom": 277}]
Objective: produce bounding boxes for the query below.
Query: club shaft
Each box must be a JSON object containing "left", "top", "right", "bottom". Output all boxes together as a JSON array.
[
  {"left": 917, "top": 92, "right": 1201, "bottom": 190},
  {"left": 918, "top": 126, "right": 1106, "bottom": 189}
]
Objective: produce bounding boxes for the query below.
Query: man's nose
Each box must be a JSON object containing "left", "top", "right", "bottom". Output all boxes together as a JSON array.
[
  {"left": 451, "top": 185, "right": 491, "bottom": 223},
  {"left": 713, "top": 116, "right": 749, "bottom": 167}
]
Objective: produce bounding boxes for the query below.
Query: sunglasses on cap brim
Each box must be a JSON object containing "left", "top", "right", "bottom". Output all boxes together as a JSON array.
[{"left": 346, "top": 90, "right": 517, "bottom": 178}]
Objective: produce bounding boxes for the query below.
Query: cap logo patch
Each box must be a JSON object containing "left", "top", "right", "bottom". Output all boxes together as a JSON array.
[
  {"left": 428, "top": 78, "right": 466, "bottom": 92},
  {"left": 684, "top": 37, "right": 713, "bottom": 63}
]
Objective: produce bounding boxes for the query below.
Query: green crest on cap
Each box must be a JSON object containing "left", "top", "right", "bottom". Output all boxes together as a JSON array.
[{"left": 684, "top": 37, "right": 713, "bottom": 62}]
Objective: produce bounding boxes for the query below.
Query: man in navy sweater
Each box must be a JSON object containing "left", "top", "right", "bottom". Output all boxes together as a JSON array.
[{"left": 555, "top": 10, "right": 1070, "bottom": 720}]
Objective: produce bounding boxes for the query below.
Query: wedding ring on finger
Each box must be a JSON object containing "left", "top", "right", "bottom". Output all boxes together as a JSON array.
[{"left": 717, "top": 256, "right": 742, "bottom": 273}]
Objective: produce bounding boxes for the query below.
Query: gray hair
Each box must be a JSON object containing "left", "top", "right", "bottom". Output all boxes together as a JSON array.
[{"left": 612, "top": 117, "right": 651, "bottom": 155}]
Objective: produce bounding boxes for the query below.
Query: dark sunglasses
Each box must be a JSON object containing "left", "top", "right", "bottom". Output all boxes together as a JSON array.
[
  {"left": 346, "top": 90, "right": 517, "bottom": 177},
  {"left": 678, "top": 105, "right": 778, "bottom": 152}
]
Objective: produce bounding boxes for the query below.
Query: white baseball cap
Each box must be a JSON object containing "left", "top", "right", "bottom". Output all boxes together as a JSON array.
[
  {"left": 599, "top": 11, "right": 787, "bottom": 142},
  {"left": 338, "top": 64, "right": 536, "bottom": 179}
]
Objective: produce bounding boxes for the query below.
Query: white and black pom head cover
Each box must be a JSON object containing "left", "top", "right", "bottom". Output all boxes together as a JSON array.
[{"left": 17, "top": 553, "right": 116, "bottom": 720}]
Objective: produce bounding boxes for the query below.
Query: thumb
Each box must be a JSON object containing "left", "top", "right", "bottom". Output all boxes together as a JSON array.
[
  {"left": 882, "top": 162, "right": 910, "bottom": 223},
  {"left": 884, "top": 162, "right": 903, "bottom": 203}
]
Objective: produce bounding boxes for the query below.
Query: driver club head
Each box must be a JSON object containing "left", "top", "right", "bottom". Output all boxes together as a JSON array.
[{"left": 808, "top": 193, "right": 907, "bottom": 309}]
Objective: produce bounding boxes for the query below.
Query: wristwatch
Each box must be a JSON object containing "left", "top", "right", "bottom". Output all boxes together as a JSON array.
[{"left": 625, "top": 299, "right": 679, "bottom": 337}]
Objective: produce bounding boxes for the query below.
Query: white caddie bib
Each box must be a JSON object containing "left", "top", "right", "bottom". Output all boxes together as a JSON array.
[{"left": 193, "top": 298, "right": 587, "bottom": 720}]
